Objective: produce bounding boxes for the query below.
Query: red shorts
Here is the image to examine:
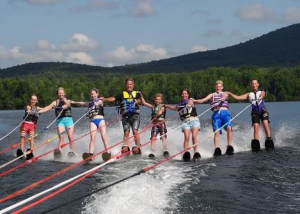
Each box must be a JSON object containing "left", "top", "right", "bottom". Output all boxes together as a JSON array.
[{"left": 20, "top": 122, "right": 36, "bottom": 137}]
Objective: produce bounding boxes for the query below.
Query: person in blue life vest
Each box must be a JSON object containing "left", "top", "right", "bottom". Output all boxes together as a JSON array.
[
  {"left": 110, "top": 78, "right": 144, "bottom": 155},
  {"left": 228, "top": 78, "right": 274, "bottom": 151},
  {"left": 17, "top": 94, "right": 46, "bottom": 160},
  {"left": 192, "top": 80, "right": 234, "bottom": 156},
  {"left": 165, "top": 89, "right": 201, "bottom": 160},
  {"left": 140, "top": 93, "right": 169, "bottom": 158},
  {"left": 71, "top": 88, "right": 115, "bottom": 161},
  {"left": 39, "top": 87, "right": 76, "bottom": 158}
]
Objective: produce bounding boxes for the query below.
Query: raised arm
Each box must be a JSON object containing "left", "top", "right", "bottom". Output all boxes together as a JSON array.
[
  {"left": 228, "top": 92, "right": 249, "bottom": 101},
  {"left": 192, "top": 93, "right": 213, "bottom": 104},
  {"left": 139, "top": 94, "right": 153, "bottom": 109},
  {"left": 101, "top": 97, "right": 116, "bottom": 103},
  {"left": 164, "top": 104, "right": 178, "bottom": 111},
  {"left": 38, "top": 101, "right": 56, "bottom": 114},
  {"left": 71, "top": 100, "right": 88, "bottom": 106}
]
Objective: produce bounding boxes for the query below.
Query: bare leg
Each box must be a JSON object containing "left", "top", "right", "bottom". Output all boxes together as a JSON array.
[
  {"left": 132, "top": 129, "right": 140, "bottom": 146},
  {"left": 66, "top": 125, "right": 74, "bottom": 150},
  {"left": 29, "top": 132, "right": 35, "bottom": 150},
  {"left": 89, "top": 122, "right": 97, "bottom": 154},
  {"left": 20, "top": 136, "right": 25, "bottom": 152},
  {"left": 151, "top": 136, "right": 157, "bottom": 152},
  {"left": 183, "top": 129, "right": 191, "bottom": 150},
  {"left": 123, "top": 130, "right": 130, "bottom": 146},
  {"left": 161, "top": 136, "right": 167, "bottom": 151},
  {"left": 191, "top": 128, "right": 198, "bottom": 153},
  {"left": 99, "top": 120, "right": 110, "bottom": 152},
  {"left": 214, "top": 131, "right": 220, "bottom": 148},
  {"left": 57, "top": 126, "right": 65, "bottom": 149},
  {"left": 253, "top": 123, "right": 260, "bottom": 140},
  {"left": 227, "top": 126, "right": 232, "bottom": 146},
  {"left": 262, "top": 120, "right": 271, "bottom": 138}
]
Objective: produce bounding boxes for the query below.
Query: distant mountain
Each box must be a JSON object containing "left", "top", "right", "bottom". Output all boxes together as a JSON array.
[{"left": 1, "top": 23, "right": 300, "bottom": 77}]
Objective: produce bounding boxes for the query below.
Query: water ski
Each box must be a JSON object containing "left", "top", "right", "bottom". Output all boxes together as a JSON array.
[
  {"left": 132, "top": 146, "right": 142, "bottom": 155},
  {"left": 213, "top": 147, "right": 222, "bottom": 157},
  {"left": 16, "top": 149, "right": 24, "bottom": 158},
  {"left": 67, "top": 151, "right": 76, "bottom": 158},
  {"left": 163, "top": 151, "right": 170, "bottom": 158},
  {"left": 82, "top": 153, "right": 93, "bottom": 162},
  {"left": 265, "top": 138, "right": 274, "bottom": 151},
  {"left": 102, "top": 152, "right": 111, "bottom": 161},
  {"left": 226, "top": 145, "right": 234, "bottom": 155},
  {"left": 251, "top": 139, "right": 261, "bottom": 152},
  {"left": 121, "top": 145, "right": 130, "bottom": 155},
  {"left": 182, "top": 151, "right": 191, "bottom": 162},
  {"left": 148, "top": 153, "right": 155, "bottom": 159},
  {"left": 54, "top": 149, "right": 62, "bottom": 159},
  {"left": 26, "top": 149, "right": 34, "bottom": 160},
  {"left": 193, "top": 152, "right": 201, "bottom": 161}
]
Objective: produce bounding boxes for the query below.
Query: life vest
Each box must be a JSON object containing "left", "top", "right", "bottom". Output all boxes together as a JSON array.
[
  {"left": 177, "top": 99, "right": 197, "bottom": 120},
  {"left": 151, "top": 104, "right": 166, "bottom": 121},
  {"left": 55, "top": 98, "right": 72, "bottom": 118},
  {"left": 24, "top": 106, "right": 39, "bottom": 124},
  {"left": 119, "top": 91, "right": 140, "bottom": 115},
  {"left": 249, "top": 91, "right": 266, "bottom": 113},
  {"left": 210, "top": 92, "right": 229, "bottom": 111},
  {"left": 87, "top": 98, "right": 104, "bottom": 118}
]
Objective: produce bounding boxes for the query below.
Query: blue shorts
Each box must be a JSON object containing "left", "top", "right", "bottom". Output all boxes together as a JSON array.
[
  {"left": 91, "top": 118, "right": 104, "bottom": 127},
  {"left": 181, "top": 117, "right": 201, "bottom": 132},
  {"left": 212, "top": 110, "right": 232, "bottom": 134},
  {"left": 56, "top": 117, "right": 74, "bottom": 128}
]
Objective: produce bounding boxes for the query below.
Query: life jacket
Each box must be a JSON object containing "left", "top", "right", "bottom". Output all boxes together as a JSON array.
[
  {"left": 210, "top": 92, "right": 229, "bottom": 111},
  {"left": 55, "top": 98, "right": 72, "bottom": 118},
  {"left": 118, "top": 91, "right": 140, "bottom": 115},
  {"left": 249, "top": 91, "right": 266, "bottom": 113},
  {"left": 177, "top": 99, "right": 197, "bottom": 120},
  {"left": 151, "top": 104, "right": 166, "bottom": 121},
  {"left": 24, "top": 106, "right": 39, "bottom": 124},
  {"left": 87, "top": 98, "right": 104, "bottom": 118}
]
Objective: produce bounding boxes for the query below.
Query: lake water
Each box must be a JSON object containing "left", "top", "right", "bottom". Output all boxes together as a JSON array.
[{"left": 0, "top": 102, "right": 300, "bottom": 213}]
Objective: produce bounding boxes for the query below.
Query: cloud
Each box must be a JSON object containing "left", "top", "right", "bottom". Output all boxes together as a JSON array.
[
  {"left": 10, "top": 0, "right": 65, "bottom": 6},
  {"left": 206, "top": 18, "right": 222, "bottom": 24},
  {"left": 284, "top": 7, "right": 300, "bottom": 23},
  {"left": 105, "top": 43, "right": 169, "bottom": 65},
  {"left": 202, "top": 29, "right": 223, "bottom": 38},
  {"left": 59, "top": 33, "right": 99, "bottom": 52},
  {"left": 128, "top": 0, "right": 155, "bottom": 18},
  {"left": 235, "top": 4, "right": 273, "bottom": 22},
  {"left": 0, "top": 34, "right": 99, "bottom": 68},
  {"left": 191, "top": 45, "right": 210, "bottom": 53},
  {"left": 191, "top": 9, "right": 209, "bottom": 16},
  {"left": 72, "top": 0, "right": 118, "bottom": 12}
]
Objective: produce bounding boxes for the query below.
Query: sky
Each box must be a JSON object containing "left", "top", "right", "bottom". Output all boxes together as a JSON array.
[{"left": 0, "top": 0, "right": 300, "bottom": 69}]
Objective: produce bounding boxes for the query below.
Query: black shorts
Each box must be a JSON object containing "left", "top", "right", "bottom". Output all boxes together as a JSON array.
[
  {"left": 251, "top": 108, "right": 270, "bottom": 124},
  {"left": 122, "top": 113, "right": 140, "bottom": 131}
]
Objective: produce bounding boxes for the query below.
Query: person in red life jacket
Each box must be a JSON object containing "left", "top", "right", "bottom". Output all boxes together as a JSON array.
[
  {"left": 165, "top": 89, "right": 201, "bottom": 161},
  {"left": 192, "top": 80, "right": 233, "bottom": 156},
  {"left": 17, "top": 94, "right": 45, "bottom": 160},
  {"left": 71, "top": 88, "right": 115, "bottom": 161},
  {"left": 141, "top": 93, "right": 169, "bottom": 158},
  {"left": 228, "top": 78, "right": 274, "bottom": 151},
  {"left": 110, "top": 78, "right": 143, "bottom": 155},
  {"left": 39, "top": 87, "right": 76, "bottom": 158}
]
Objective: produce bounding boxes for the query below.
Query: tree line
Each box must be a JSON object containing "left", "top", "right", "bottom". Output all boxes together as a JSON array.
[{"left": 0, "top": 66, "right": 299, "bottom": 109}]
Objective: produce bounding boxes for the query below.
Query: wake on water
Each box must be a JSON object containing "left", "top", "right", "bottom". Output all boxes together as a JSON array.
[{"left": 16, "top": 116, "right": 297, "bottom": 213}]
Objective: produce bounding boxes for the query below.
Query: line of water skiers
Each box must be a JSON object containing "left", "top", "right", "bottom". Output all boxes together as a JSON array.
[{"left": 17, "top": 77, "right": 274, "bottom": 162}]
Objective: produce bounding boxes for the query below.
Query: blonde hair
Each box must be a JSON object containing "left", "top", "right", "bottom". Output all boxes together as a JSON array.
[
  {"left": 125, "top": 78, "right": 134, "bottom": 84},
  {"left": 56, "top": 87, "right": 65, "bottom": 95},
  {"left": 154, "top": 93, "right": 163, "bottom": 101},
  {"left": 90, "top": 88, "right": 99, "bottom": 94},
  {"left": 215, "top": 80, "right": 223, "bottom": 86}
]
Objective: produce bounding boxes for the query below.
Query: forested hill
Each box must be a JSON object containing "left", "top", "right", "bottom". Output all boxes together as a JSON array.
[{"left": 1, "top": 23, "right": 300, "bottom": 77}]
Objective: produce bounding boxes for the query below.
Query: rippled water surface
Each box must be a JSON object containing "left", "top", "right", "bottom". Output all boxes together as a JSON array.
[{"left": 0, "top": 102, "right": 299, "bottom": 213}]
